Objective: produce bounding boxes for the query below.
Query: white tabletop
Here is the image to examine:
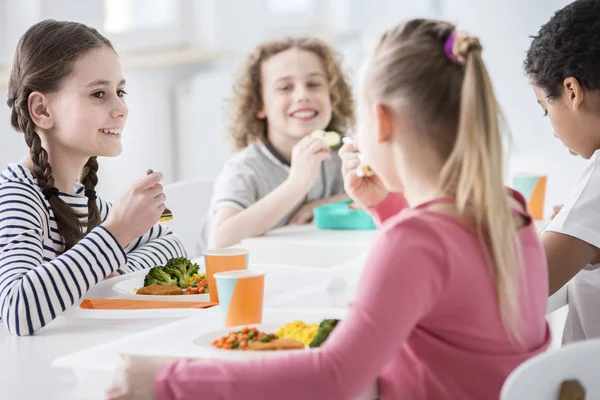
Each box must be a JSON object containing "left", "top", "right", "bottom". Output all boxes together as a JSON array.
[
  {"left": 0, "top": 268, "right": 203, "bottom": 400},
  {"left": 0, "top": 225, "right": 370, "bottom": 400},
  {"left": 239, "top": 225, "right": 375, "bottom": 267},
  {"left": 0, "top": 316, "right": 177, "bottom": 400},
  {"left": 0, "top": 284, "right": 360, "bottom": 400},
  {"left": 244, "top": 224, "right": 376, "bottom": 242},
  {"left": 0, "top": 221, "right": 555, "bottom": 400}
]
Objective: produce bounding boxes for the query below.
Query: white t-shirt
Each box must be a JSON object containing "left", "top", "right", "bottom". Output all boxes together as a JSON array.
[{"left": 546, "top": 149, "right": 600, "bottom": 343}]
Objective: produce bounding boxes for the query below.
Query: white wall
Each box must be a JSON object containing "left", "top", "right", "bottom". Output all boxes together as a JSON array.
[
  {"left": 96, "top": 69, "right": 179, "bottom": 198},
  {"left": 173, "top": 61, "right": 236, "bottom": 181},
  {"left": 441, "top": 0, "right": 585, "bottom": 216},
  {"left": 0, "top": 0, "right": 41, "bottom": 165},
  {"left": 0, "top": 93, "right": 29, "bottom": 164},
  {"left": 0, "top": 0, "right": 589, "bottom": 214}
]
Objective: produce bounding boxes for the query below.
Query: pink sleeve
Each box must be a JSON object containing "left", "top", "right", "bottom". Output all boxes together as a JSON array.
[
  {"left": 154, "top": 218, "right": 448, "bottom": 400},
  {"left": 367, "top": 193, "right": 409, "bottom": 225}
]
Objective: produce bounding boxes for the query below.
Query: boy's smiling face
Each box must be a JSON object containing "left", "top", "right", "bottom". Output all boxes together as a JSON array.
[{"left": 258, "top": 48, "right": 333, "bottom": 147}]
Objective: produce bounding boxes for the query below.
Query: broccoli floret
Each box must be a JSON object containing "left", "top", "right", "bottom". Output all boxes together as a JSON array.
[
  {"left": 309, "top": 319, "right": 340, "bottom": 348},
  {"left": 143, "top": 266, "right": 178, "bottom": 287},
  {"left": 163, "top": 257, "right": 199, "bottom": 289}
]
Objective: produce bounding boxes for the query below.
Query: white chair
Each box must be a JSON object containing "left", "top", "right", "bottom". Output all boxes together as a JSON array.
[
  {"left": 501, "top": 338, "right": 600, "bottom": 399},
  {"left": 548, "top": 285, "right": 568, "bottom": 315},
  {"left": 163, "top": 178, "right": 213, "bottom": 259},
  {"left": 547, "top": 284, "right": 570, "bottom": 349}
]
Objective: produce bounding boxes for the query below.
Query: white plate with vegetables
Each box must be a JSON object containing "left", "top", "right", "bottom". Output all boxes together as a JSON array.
[
  {"left": 192, "top": 323, "right": 306, "bottom": 360},
  {"left": 192, "top": 319, "right": 340, "bottom": 360},
  {"left": 112, "top": 257, "right": 210, "bottom": 302}
]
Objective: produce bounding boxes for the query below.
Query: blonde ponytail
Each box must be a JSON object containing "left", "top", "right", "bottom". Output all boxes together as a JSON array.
[{"left": 439, "top": 34, "right": 522, "bottom": 341}]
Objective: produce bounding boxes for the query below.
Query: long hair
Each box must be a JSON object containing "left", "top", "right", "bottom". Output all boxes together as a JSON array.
[{"left": 7, "top": 20, "right": 113, "bottom": 249}]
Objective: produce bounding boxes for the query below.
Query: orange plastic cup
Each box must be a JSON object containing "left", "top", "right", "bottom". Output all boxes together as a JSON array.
[
  {"left": 203, "top": 248, "right": 249, "bottom": 303},
  {"left": 512, "top": 174, "right": 547, "bottom": 220},
  {"left": 214, "top": 269, "right": 266, "bottom": 327}
]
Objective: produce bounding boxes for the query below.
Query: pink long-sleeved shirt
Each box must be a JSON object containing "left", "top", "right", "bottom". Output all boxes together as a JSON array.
[{"left": 155, "top": 192, "right": 550, "bottom": 400}]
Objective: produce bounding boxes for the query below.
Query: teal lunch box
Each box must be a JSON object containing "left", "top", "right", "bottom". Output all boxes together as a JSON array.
[{"left": 313, "top": 200, "right": 376, "bottom": 230}]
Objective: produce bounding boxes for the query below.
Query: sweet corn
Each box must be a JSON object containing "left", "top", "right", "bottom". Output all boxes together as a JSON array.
[{"left": 276, "top": 321, "right": 318, "bottom": 346}]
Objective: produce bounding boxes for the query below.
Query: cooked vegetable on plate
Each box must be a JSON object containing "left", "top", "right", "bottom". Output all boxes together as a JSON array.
[
  {"left": 211, "top": 319, "right": 340, "bottom": 351},
  {"left": 276, "top": 321, "right": 319, "bottom": 346},
  {"left": 136, "top": 257, "right": 209, "bottom": 295},
  {"left": 211, "top": 326, "right": 292, "bottom": 350},
  {"left": 309, "top": 319, "right": 340, "bottom": 348}
]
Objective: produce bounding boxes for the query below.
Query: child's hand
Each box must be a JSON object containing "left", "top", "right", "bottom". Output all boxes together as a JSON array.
[
  {"left": 339, "top": 142, "right": 389, "bottom": 208},
  {"left": 103, "top": 171, "right": 166, "bottom": 247},
  {"left": 551, "top": 205, "right": 563, "bottom": 220},
  {"left": 104, "top": 271, "right": 121, "bottom": 280},
  {"left": 106, "top": 356, "right": 163, "bottom": 400},
  {"left": 287, "top": 136, "right": 332, "bottom": 193}
]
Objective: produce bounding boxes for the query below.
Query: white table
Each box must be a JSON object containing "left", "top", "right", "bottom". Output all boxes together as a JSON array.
[
  {"left": 0, "top": 270, "right": 206, "bottom": 400},
  {"left": 0, "top": 283, "right": 360, "bottom": 400},
  {"left": 0, "top": 316, "right": 178, "bottom": 400},
  {"left": 1, "top": 221, "right": 557, "bottom": 399},
  {"left": 0, "top": 225, "right": 372, "bottom": 400},
  {"left": 248, "top": 224, "right": 375, "bottom": 242},
  {"left": 239, "top": 224, "right": 375, "bottom": 268},
  {"left": 241, "top": 221, "right": 546, "bottom": 267}
]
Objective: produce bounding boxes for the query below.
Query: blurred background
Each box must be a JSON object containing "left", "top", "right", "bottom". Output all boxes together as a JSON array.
[{"left": 0, "top": 0, "right": 583, "bottom": 215}]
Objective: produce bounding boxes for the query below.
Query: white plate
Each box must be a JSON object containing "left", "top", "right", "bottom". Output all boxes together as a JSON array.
[
  {"left": 112, "top": 273, "right": 210, "bottom": 302},
  {"left": 192, "top": 323, "right": 311, "bottom": 360}
]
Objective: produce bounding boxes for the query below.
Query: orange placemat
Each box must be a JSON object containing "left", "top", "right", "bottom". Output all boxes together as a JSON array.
[{"left": 80, "top": 298, "right": 217, "bottom": 310}]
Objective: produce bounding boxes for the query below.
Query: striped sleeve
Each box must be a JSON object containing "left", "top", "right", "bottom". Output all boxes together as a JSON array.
[
  {"left": 0, "top": 185, "right": 127, "bottom": 336},
  {"left": 98, "top": 197, "right": 186, "bottom": 273}
]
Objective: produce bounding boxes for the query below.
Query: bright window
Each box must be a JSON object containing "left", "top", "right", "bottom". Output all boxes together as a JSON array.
[
  {"left": 266, "top": 0, "right": 316, "bottom": 30},
  {"left": 267, "top": 0, "right": 313, "bottom": 14},
  {"left": 103, "top": 0, "right": 185, "bottom": 52},
  {"left": 104, "top": 0, "right": 178, "bottom": 33}
]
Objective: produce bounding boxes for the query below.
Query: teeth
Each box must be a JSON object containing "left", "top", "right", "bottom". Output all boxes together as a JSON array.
[
  {"left": 100, "top": 128, "right": 121, "bottom": 135},
  {"left": 292, "top": 110, "right": 317, "bottom": 118}
]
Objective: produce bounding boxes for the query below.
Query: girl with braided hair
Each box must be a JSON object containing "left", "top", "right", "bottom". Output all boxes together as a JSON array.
[
  {"left": 108, "top": 19, "right": 549, "bottom": 400},
  {"left": 0, "top": 20, "right": 185, "bottom": 336}
]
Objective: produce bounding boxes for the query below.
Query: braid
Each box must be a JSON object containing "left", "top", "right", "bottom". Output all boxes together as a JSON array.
[
  {"left": 13, "top": 97, "right": 85, "bottom": 250},
  {"left": 11, "top": 94, "right": 54, "bottom": 189},
  {"left": 25, "top": 120, "right": 54, "bottom": 188},
  {"left": 80, "top": 156, "right": 101, "bottom": 233}
]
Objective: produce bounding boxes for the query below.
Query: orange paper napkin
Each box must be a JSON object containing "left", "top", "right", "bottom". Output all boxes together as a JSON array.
[{"left": 80, "top": 298, "right": 217, "bottom": 310}]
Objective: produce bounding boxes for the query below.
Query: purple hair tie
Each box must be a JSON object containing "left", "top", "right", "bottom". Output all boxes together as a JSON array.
[{"left": 444, "top": 31, "right": 458, "bottom": 63}]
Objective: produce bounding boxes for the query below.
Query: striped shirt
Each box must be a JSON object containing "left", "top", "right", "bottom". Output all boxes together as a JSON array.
[
  {"left": 199, "top": 140, "right": 345, "bottom": 249},
  {"left": 0, "top": 163, "right": 186, "bottom": 336}
]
